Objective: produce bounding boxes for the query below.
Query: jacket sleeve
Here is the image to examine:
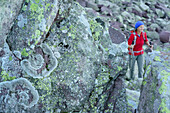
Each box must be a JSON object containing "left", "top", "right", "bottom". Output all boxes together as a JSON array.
[
  {"left": 128, "top": 34, "right": 134, "bottom": 45},
  {"left": 144, "top": 32, "right": 148, "bottom": 42}
]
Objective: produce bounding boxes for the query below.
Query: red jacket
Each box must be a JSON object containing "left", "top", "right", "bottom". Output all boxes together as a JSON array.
[{"left": 128, "top": 31, "right": 148, "bottom": 56}]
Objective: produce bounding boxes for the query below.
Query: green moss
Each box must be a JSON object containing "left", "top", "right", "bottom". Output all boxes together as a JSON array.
[
  {"left": 151, "top": 95, "right": 155, "bottom": 102},
  {"left": 21, "top": 48, "right": 29, "bottom": 56},
  {"left": 51, "top": 4, "right": 54, "bottom": 8}
]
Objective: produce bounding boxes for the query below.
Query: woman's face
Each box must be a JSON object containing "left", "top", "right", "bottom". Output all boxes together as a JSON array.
[{"left": 137, "top": 25, "right": 144, "bottom": 32}]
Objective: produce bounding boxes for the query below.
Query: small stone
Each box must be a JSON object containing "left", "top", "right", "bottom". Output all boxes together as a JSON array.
[{"left": 139, "top": 1, "right": 150, "bottom": 11}]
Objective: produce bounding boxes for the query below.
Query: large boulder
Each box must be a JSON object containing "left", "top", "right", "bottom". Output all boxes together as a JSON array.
[
  {"left": 37, "top": 2, "right": 129, "bottom": 112},
  {"left": 159, "top": 31, "right": 170, "bottom": 43},
  {"left": 138, "top": 50, "right": 170, "bottom": 113},
  {"left": 2, "top": 0, "right": 170, "bottom": 112}
]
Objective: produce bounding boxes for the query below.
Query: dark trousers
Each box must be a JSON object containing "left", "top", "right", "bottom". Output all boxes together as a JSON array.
[{"left": 129, "top": 54, "right": 144, "bottom": 80}]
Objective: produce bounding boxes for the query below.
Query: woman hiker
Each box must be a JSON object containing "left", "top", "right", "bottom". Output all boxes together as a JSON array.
[{"left": 128, "top": 21, "right": 153, "bottom": 80}]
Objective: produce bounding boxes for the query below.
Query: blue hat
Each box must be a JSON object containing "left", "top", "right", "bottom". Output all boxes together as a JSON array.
[{"left": 135, "top": 21, "right": 144, "bottom": 29}]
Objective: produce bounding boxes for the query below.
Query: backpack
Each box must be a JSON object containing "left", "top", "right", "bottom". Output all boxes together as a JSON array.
[{"left": 128, "top": 30, "right": 146, "bottom": 46}]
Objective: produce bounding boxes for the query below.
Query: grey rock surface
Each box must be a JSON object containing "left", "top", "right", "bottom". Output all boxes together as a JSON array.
[
  {"left": 0, "top": 0, "right": 23, "bottom": 48},
  {"left": 0, "top": 0, "right": 170, "bottom": 112},
  {"left": 138, "top": 50, "right": 170, "bottom": 113}
]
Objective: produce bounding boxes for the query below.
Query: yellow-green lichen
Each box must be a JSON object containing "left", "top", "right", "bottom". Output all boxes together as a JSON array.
[
  {"left": 45, "top": 3, "right": 51, "bottom": 11},
  {"left": 143, "top": 80, "right": 147, "bottom": 86},
  {"left": 159, "top": 98, "right": 170, "bottom": 113},
  {"left": 0, "top": 70, "right": 16, "bottom": 81},
  {"left": 154, "top": 56, "right": 161, "bottom": 62},
  {"left": 117, "top": 66, "right": 122, "bottom": 71},
  {"left": 21, "top": 48, "right": 29, "bottom": 56},
  {"left": 35, "top": 29, "right": 41, "bottom": 37},
  {"left": 35, "top": 0, "right": 40, "bottom": 4},
  {"left": 105, "top": 48, "right": 109, "bottom": 52},
  {"left": 28, "top": 39, "right": 31, "bottom": 46},
  {"left": 89, "top": 19, "right": 103, "bottom": 41},
  {"left": 29, "top": 50, "right": 33, "bottom": 54},
  {"left": 158, "top": 70, "right": 170, "bottom": 112},
  {"left": 30, "top": 3, "right": 39, "bottom": 12},
  {"left": 9, "top": 56, "right": 12, "bottom": 61},
  {"left": 159, "top": 70, "right": 169, "bottom": 94}
]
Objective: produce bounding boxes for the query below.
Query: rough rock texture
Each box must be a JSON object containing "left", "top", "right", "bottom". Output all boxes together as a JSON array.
[
  {"left": 36, "top": 2, "right": 128, "bottom": 112},
  {"left": 6, "top": 0, "right": 59, "bottom": 53},
  {"left": 21, "top": 43, "right": 58, "bottom": 78},
  {"left": 138, "top": 49, "right": 170, "bottom": 113},
  {"left": 0, "top": 78, "right": 39, "bottom": 112},
  {"left": 109, "top": 26, "right": 126, "bottom": 44},
  {"left": 0, "top": 0, "right": 23, "bottom": 48},
  {"left": 0, "top": 0, "right": 129, "bottom": 112},
  {"left": 0, "top": 0, "right": 170, "bottom": 112},
  {"left": 126, "top": 88, "right": 140, "bottom": 113}
]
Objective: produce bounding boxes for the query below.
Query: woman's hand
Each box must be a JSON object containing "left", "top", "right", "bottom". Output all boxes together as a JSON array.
[
  {"left": 149, "top": 45, "right": 153, "bottom": 50},
  {"left": 146, "top": 41, "right": 153, "bottom": 50}
]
